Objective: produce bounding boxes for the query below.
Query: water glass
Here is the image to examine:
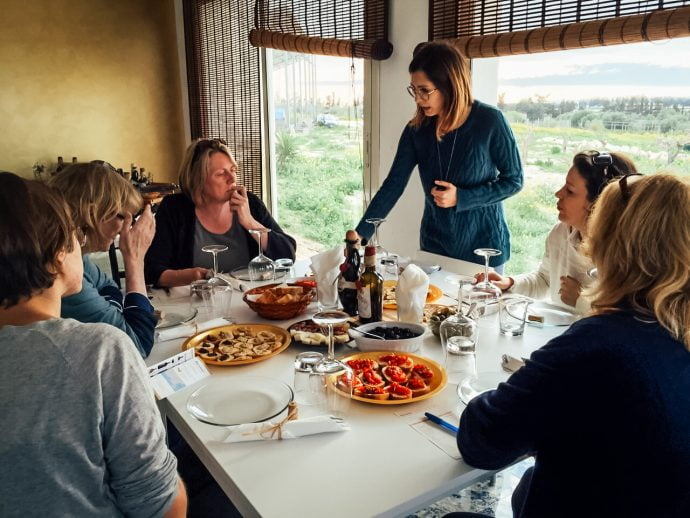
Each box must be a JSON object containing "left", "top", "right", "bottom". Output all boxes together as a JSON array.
[
  {"left": 210, "top": 284, "right": 233, "bottom": 321},
  {"left": 440, "top": 313, "right": 478, "bottom": 385},
  {"left": 293, "top": 351, "right": 324, "bottom": 406},
  {"left": 274, "top": 258, "right": 295, "bottom": 280},
  {"left": 498, "top": 296, "right": 530, "bottom": 336},
  {"left": 316, "top": 282, "right": 339, "bottom": 311},
  {"left": 380, "top": 254, "right": 399, "bottom": 282}
]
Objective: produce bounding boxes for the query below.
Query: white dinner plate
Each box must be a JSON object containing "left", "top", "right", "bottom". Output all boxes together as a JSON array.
[
  {"left": 520, "top": 301, "right": 578, "bottom": 327},
  {"left": 156, "top": 307, "right": 198, "bottom": 329},
  {"left": 186, "top": 376, "right": 294, "bottom": 426},
  {"left": 229, "top": 266, "right": 288, "bottom": 282},
  {"left": 457, "top": 371, "right": 508, "bottom": 405}
]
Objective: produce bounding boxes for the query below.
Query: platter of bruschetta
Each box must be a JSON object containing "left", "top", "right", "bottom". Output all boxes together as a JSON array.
[{"left": 336, "top": 351, "right": 447, "bottom": 405}]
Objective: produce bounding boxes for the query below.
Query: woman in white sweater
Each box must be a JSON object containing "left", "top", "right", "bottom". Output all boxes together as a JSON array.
[{"left": 479, "top": 151, "right": 637, "bottom": 313}]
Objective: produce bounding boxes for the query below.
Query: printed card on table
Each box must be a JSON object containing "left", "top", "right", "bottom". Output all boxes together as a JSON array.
[{"left": 148, "top": 348, "right": 210, "bottom": 399}]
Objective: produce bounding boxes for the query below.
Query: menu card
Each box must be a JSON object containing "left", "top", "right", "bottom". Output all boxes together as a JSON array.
[{"left": 148, "top": 349, "right": 210, "bottom": 399}]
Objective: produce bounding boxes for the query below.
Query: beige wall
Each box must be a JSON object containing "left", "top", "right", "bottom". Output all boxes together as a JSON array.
[{"left": 0, "top": 0, "right": 185, "bottom": 182}]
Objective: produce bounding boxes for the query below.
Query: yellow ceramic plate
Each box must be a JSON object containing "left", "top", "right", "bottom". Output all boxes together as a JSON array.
[
  {"left": 337, "top": 351, "right": 447, "bottom": 405},
  {"left": 382, "top": 280, "right": 443, "bottom": 309},
  {"left": 182, "top": 323, "right": 291, "bottom": 366}
]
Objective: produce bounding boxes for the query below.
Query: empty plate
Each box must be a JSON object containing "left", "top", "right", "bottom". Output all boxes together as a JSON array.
[
  {"left": 156, "top": 307, "right": 198, "bottom": 329},
  {"left": 187, "top": 376, "right": 294, "bottom": 426},
  {"left": 457, "top": 371, "right": 508, "bottom": 405},
  {"left": 521, "top": 301, "right": 578, "bottom": 327}
]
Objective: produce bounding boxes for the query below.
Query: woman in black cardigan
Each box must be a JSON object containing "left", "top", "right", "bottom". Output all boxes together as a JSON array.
[{"left": 145, "top": 139, "right": 296, "bottom": 287}]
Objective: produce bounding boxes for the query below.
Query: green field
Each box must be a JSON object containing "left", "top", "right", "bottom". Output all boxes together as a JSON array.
[{"left": 276, "top": 121, "right": 690, "bottom": 274}]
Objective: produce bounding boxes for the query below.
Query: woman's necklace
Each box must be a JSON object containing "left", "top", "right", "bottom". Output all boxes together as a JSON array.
[{"left": 436, "top": 128, "right": 458, "bottom": 183}]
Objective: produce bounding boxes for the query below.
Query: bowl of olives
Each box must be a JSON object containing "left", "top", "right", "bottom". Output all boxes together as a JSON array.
[
  {"left": 428, "top": 306, "right": 458, "bottom": 337},
  {"left": 349, "top": 321, "right": 425, "bottom": 353}
]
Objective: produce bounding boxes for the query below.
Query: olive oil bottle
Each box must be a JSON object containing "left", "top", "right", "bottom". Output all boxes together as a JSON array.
[{"left": 357, "top": 245, "right": 383, "bottom": 324}]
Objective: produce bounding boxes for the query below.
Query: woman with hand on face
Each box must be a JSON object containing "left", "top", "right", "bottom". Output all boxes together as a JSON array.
[
  {"left": 353, "top": 41, "right": 523, "bottom": 272},
  {"left": 145, "top": 138, "right": 296, "bottom": 287},
  {"left": 50, "top": 162, "right": 157, "bottom": 357},
  {"left": 0, "top": 173, "right": 186, "bottom": 518},
  {"left": 477, "top": 151, "right": 637, "bottom": 313}
]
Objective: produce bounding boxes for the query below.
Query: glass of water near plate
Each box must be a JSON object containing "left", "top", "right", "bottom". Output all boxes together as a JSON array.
[
  {"left": 439, "top": 307, "right": 478, "bottom": 386},
  {"left": 498, "top": 295, "right": 531, "bottom": 336}
]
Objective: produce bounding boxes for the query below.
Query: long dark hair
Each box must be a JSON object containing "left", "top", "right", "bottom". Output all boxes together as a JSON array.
[
  {"left": 572, "top": 151, "right": 638, "bottom": 202},
  {"left": 409, "top": 42, "right": 473, "bottom": 141}
]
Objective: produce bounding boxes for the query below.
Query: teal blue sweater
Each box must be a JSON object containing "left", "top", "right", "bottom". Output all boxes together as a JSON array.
[{"left": 356, "top": 101, "right": 522, "bottom": 266}]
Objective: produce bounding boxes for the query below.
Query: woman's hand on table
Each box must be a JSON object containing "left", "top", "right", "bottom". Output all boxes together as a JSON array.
[
  {"left": 431, "top": 180, "right": 457, "bottom": 208},
  {"left": 159, "top": 267, "right": 210, "bottom": 288},
  {"left": 475, "top": 271, "right": 514, "bottom": 291},
  {"left": 559, "top": 276, "right": 581, "bottom": 307}
]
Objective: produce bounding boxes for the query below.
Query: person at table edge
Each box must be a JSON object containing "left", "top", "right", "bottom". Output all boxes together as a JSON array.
[
  {"left": 354, "top": 42, "right": 523, "bottom": 271},
  {"left": 50, "top": 162, "right": 157, "bottom": 357},
  {"left": 457, "top": 173, "right": 690, "bottom": 517},
  {"left": 145, "top": 138, "right": 296, "bottom": 287},
  {"left": 0, "top": 172, "right": 186, "bottom": 517}
]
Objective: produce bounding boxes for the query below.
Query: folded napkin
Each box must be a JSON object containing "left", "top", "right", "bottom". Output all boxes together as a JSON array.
[
  {"left": 396, "top": 264, "right": 430, "bottom": 323},
  {"left": 156, "top": 317, "right": 228, "bottom": 342},
  {"left": 501, "top": 354, "right": 526, "bottom": 373},
  {"left": 310, "top": 246, "right": 344, "bottom": 307},
  {"left": 223, "top": 415, "right": 350, "bottom": 443}
]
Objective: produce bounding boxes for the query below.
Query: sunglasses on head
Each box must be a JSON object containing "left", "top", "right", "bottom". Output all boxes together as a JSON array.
[
  {"left": 191, "top": 138, "right": 227, "bottom": 165},
  {"left": 618, "top": 173, "right": 644, "bottom": 202}
]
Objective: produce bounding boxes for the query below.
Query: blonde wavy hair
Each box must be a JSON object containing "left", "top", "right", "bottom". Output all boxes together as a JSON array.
[
  {"left": 585, "top": 173, "right": 690, "bottom": 350},
  {"left": 409, "top": 42, "right": 473, "bottom": 141},
  {"left": 49, "top": 162, "right": 142, "bottom": 251},
  {"left": 178, "top": 138, "right": 234, "bottom": 206}
]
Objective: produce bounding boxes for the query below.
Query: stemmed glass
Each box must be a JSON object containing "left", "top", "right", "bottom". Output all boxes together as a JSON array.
[
  {"left": 310, "top": 310, "right": 353, "bottom": 417},
  {"left": 462, "top": 248, "right": 503, "bottom": 308},
  {"left": 365, "top": 217, "right": 388, "bottom": 256},
  {"left": 247, "top": 228, "right": 275, "bottom": 282},
  {"left": 201, "top": 244, "right": 229, "bottom": 286}
]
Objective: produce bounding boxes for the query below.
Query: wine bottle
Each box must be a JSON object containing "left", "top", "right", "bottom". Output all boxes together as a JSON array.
[
  {"left": 357, "top": 245, "right": 383, "bottom": 324},
  {"left": 338, "top": 230, "right": 361, "bottom": 316}
]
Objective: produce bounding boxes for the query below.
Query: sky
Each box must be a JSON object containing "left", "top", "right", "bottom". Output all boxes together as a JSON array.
[{"left": 496, "top": 38, "right": 690, "bottom": 102}]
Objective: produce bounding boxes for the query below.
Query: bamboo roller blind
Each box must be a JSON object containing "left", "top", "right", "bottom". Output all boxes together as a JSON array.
[
  {"left": 183, "top": 0, "right": 263, "bottom": 197},
  {"left": 430, "top": 0, "right": 690, "bottom": 57},
  {"left": 249, "top": 0, "right": 393, "bottom": 60}
]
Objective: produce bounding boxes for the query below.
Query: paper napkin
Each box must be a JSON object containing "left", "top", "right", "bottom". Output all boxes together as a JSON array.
[
  {"left": 222, "top": 415, "right": 350, "bottom": 443},
  {"left": 156, "top": 317, "right": 228, "bottom": 342},
  {"left": 396, "top": 264, "right": 430, "bottom": 323},
  {"left": 310, "top": 246, "right": 344, "bottom": 307}
]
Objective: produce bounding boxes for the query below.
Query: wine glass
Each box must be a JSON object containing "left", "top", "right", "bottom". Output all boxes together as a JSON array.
[
  {"left": 201, "top": 244, "right": 229, "bottom": 285},
  {"left": 310, "top": 310, "right": 353, "bottom": 417},
  {"left": 462, "top": 248, "right": 502, "bottom": 308},
  {"left": 247, "top": 228, "right": 275, "bottom": 282},
  {"left": 365, "top": 217, "right": 388, "bottom": 256}
]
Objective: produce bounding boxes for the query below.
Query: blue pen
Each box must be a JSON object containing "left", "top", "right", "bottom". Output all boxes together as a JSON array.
[{"left": 424, "top": 412, "right": 459, "bottom": 434}]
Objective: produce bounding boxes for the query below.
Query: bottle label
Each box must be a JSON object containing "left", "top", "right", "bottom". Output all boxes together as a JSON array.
[
  {"left": 338, "top": 280, "right": 357, "bottom": 290},
  {"left": 357, "top": 287, "right": 372, "bottom": 319}
]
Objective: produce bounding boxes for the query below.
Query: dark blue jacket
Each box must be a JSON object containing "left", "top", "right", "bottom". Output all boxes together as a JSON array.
[
  {"left": 458, "top": 313, "right": 690, "bottom": 517},
  {"left": 356, "top": 101, "right": 523, "bottom": 266}
]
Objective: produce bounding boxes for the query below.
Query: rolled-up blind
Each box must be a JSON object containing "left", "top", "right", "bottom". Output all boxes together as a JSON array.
[
  {"left": 249, "top": 0, "right": 393, "bottom": 60},
  {"left": 430, "top": 0, "right": 690, "bottom": 58},
  {"left": 183, "top": 0, "right": 263, "bottom": 197}
]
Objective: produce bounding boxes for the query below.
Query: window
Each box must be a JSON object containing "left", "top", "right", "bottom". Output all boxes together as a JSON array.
[
  {"left": 486, "top": 38, "right": 690, "bottom": 273},
  {"left": 267, "top": 50, "right": 365, "bottom": 259}
]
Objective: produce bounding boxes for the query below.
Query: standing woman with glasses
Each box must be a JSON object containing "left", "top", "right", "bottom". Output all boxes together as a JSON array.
[
  {"left": 145, "top": 138, "right": 296, "bottom": 287},
  {"left": 477, "top": 150, "right": 637, "bottom": 313},
  {"left": 353, "top": 41, "right": 523, "bottom": 272},
  {"left": 50, "top": 162, "right": 157, "bottom": 357}
]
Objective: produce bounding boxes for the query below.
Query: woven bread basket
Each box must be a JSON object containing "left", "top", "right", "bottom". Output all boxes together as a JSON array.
[{"left": 243, "top": 283, "right": 314, "bottom": 320}]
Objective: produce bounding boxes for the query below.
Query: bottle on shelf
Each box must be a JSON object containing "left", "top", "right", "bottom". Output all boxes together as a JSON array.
[
  {"left": 338, "top": 230, "right": 361, "bottom": 317},
  {"left": 56, "top": 156, "right": 65, "bottom": 174},
  {"left": 71, "top": 156, "right": 78, "bottom": 164},
  {"left": 130, "top": 163, "right": 139, "bottom": 183},
  {"left": 357, "top": 244, "right": 383, "bottom": 324}
]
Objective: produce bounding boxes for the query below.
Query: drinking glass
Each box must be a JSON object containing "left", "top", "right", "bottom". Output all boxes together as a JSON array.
[
  {"left": 247, "top": 228, "right": 275, "bottom": 282},
  {"left": 461, "top": 248, "right": 502, "bottom": 309},
  {"left": 309, "top": 311, "right": 353, "bottom": 417},
  {"left": 293, "top": 351, "right": 324, "bottom": 406},
  {"left": 440, "top": 283, "right": 478, "bottom": 385},
  {"left": 201, "top": 244, "right": 229, "bottom": 287},
  {"left": 274, "top": 258, "right": 295, "bottom": 280},
  {"left": 365, "top": 217, "right": 388, "bottom": 257}
]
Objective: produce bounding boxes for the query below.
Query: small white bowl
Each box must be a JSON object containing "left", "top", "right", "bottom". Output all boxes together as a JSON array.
[{"left": 350, "top": 321, "right": 425, "bottom": 353}]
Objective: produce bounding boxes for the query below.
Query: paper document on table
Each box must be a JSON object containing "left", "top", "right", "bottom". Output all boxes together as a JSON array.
[
  {"left": 148, "top": 349, "right": 210, "bottom": 399},
  {"left": 409, "top": 411, "right": 462, "bottom": 460}
]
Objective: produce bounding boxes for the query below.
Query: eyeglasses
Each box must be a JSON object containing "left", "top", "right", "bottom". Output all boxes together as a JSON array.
[
  {"left": 406, "top": 85, "right": 438, "bottom": 101},
  {"left": 191, "top": 138, "right": 227, "bottom": 165},
  {"left": 618, "top": 173, "right": 644, "bottom": 202}
]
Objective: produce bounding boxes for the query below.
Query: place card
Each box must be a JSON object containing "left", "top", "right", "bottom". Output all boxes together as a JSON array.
[{"left": 148, "top": 349, "right": 210, "bottom": 399}]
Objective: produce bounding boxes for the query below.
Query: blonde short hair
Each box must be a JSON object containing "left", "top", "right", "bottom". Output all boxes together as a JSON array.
[
  {"left": 49, "top": 162, "right": 142, "bottom": 248},
  {"left": 178, "top": 138, "right": 234, "bottom": 206},
  {"left": 586, "top": 173, "right": 690, "bottom": 349}
]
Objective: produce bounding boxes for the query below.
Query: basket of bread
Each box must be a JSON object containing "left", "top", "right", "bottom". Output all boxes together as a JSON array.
[{"left": 243, "top": 283, "right": 315, "bottom": 320}]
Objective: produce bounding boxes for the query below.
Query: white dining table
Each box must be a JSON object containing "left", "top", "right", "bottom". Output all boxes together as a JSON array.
[{"left": 146, "top": 260, "right": 566, "bottom": 518}]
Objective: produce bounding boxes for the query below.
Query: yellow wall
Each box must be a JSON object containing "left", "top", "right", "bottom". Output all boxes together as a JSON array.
[{"left": 0, "top": 0, "right": 185, "bottom": 182}]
